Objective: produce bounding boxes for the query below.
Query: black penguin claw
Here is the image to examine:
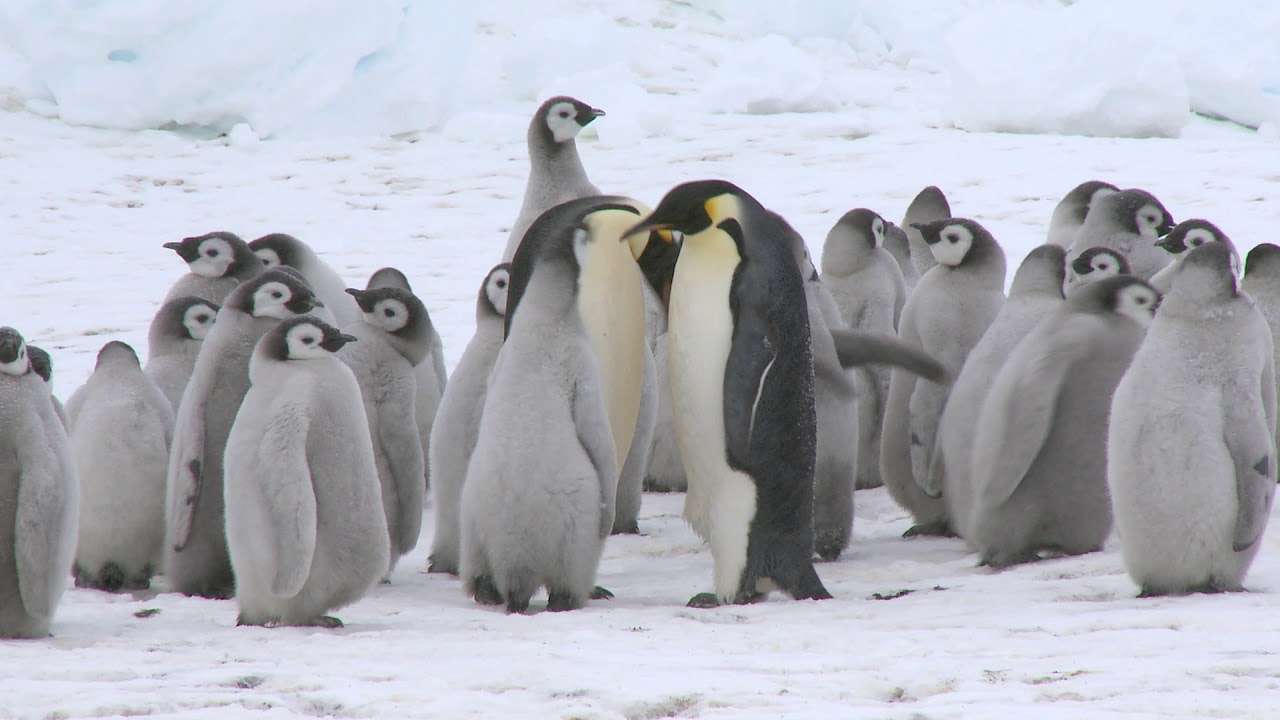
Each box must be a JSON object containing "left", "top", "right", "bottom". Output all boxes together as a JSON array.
[
  {"left": 590, "top": 586, "right": 614, "bottom": 600},
  {"left": 902, "top": 521, "right": 955, "bottom": 538},
  {"left": 310, "top": 615, "right": 344, "bottom": 629},
  {"left": 686, "top": 592, "right": 721, "bottom": 609},
  {"left": 471, "top": 575, "right": 503, "bottom": 606}
]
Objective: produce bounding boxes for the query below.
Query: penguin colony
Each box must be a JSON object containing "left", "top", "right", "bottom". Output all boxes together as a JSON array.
[{"left": 2, "top": 97, "right": 1277, "bottom": 638}]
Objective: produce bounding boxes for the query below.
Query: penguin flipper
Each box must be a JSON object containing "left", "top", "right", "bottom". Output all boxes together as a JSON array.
[
  {"left": 379, "top": 378, "right": 425, "bottom": 556},
  {"left": 429, "top": 331, "right": 449, "bottom": 395},
  {"left": 166, "top": 384, "right": 210, "bottom": 553},
  {"left": 973, "top": 318, "right": 1093, "bottom": 509},
  {"left": 14, "top": 425, "right": 73, "bottom": 617},
  {"left": 258, "top": 399, "right": 318, "bottom": 598},
  {"left": 573, "top": 367, "right": 618, "bottom": 540},
  {"left": 829, "top": 329, "right": 948, "bottom": 384},
  {"left": 1227, "top": 362, "right": 1277, "bottom": 552}
]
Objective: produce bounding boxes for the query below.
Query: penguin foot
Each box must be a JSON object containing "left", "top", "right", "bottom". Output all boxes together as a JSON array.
[
  {"left": 305, "top": 616, "right": 344, "bottom": 629},
  {"left": 610, "top": 523, "right": 641, "bottom": 536},
  {"left": 902, "top": 521, "right": 955, "bottom": 538},
  {"left": 379, "top": 577, "right": 392, "bottom": 585},
  {"left": 789, "top": 565, "right": 834, "bottom": 601},
  {"left": 426, "top": 556, "right": 458, "bottom": 575},
  {"left": 505, "top": 594, "right": 531, "bottom": 615},
  {"left": 977, "top": 551, "right": 1039, "bottom": 570},
  {"left": 471, "top": 575, "right": 503, "bottom": 606},
  {"left": 733, "top": 590, "right": 767, "bottom": 605},
  {"left": 589, "top": 586, "right": 614, "bottom": 600},
  {"left": 814, "top": 531, "right": 849, "bottom": 562},
  {"left": 643, "top": 478, "right": 683, "bottom": 493},
  {"left": 547, "top": 591, "right": 585, "bottom": 612},
  {"left": 686, "top": 593, "right": 722, "bottom": 609},
  {"left": 236, "top": 613, "right": 280, "bottom": 628}
]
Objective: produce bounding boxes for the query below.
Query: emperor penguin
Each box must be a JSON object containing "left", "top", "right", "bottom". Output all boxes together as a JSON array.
[
  {"left": 427, "top": 263, "right": 510, "bottom": 575},
  {"left": 820, "top": 208, "right": 908, "bottom": 489},
  {"left": 1065, "top": 246, "right": 1130, "bottom": 295},
  {"left": 0, "top": 327, "right": 78, "bottom": 638},
  {"left": 882, "top": 222, "right": 919, "bottom": 293},
  {"left": 901, "top": 186, "right": 952, "bottom": 281},
  {"left": 249, "top": 233, "right": 362, "bottom": 327},
  {"left": 633, "top": 234, "right": 686, "bottom": 493},
  {"left": 225, "top": 316, "right": 388, "bottom": 627},
  {"left": 1066, "top": 188, "right": 1176, "bottom": 280},
  {"left": 162, "top": 231, "right": 263, "bottom": 305},
  {"left": 364, "top": 268, "right": 448, "bottom": 495},
  {"left": 970, "top": 275, "right": 1158, "bottom": 567},
  {"left": 25, "top": 345, "right": 67, "bottom": 428},
  {"left": 64, "top": 341, "right": 173, "bottom": 591},
  {"left": 165, "top": 269, "right": 321, "bottom": 599},
  {"left": 144, "top": 296, "right": 220, "bottom": 412},
  {"left": 1242, "top": 243, "right": 1280, "bottom": 457},
  {"left": 1046, "top": 180, "right": 1119, "bottom": 248},
  {"left": 338, "top": 287, "right": 433, "bottom": 576},
  {"left": 1109, "top": 241, "right": 1276, "bottom": 595},
  {"left": 883, "top": 218, "right": 1006, "bottom": 537},
  {"left": 460, "top": 215, "right": 618, "bottom": 614},
  {"left": 1149, "top": 219, "right": 1239, "bottom": 293},
  {"left": 929, "top": 244, "right": 1066, "bottom": 543},
  {"left": 506, "top": 196, "right": 657, "bottom": 536},
  {"left": 501, "top": 96, "right": 605, "bottom": 262}
]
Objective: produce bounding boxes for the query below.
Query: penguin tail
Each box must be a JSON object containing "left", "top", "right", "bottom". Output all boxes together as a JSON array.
[{"left": 830, "top": 329, "right": 949, "bottom": 384}]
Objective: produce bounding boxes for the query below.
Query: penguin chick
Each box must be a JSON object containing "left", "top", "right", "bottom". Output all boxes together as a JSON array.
[
  {"left": 882, "top": 222, "right": 919, "bottom": 293},
  {"left": 1242, "top": 243, "right": 1280, "bottom": 460},
  {"left": 144, "top": 296, "right": 219, "bottom": 412},
  {"left": 1067, "top": 188, "right": 1175, "bottom": 280},
  {"left": 461, "top": 218, "right": 617, "bottom": 614},
  {"left": 165, "top": 269, "right": 321, "bottom": 599},
  {"left": 1065, "top": 246, "right": 1130, "bottom": 295},
  {"left": 339, "top": 287, "right": 433, "bottom": 577},
  {"left": 1047, "top": 180, "right": 1119, "bottom": 248},
  {"left": 0, "top": 327, "right": 78, "bottom": 638},
  {"left": 970, "top": 275, "right": 1157, "bottom": 568},
  {"left": 25, "top": 345, "right": 67, "bottom": 428},
  {"left": 226, "top": 316, "right": 388, "bottom": 628},
  {"left": 65, "top": 342, "right": 173, "bottom": 591},
  {"left": 427, "top": 264, "right": 510, "bottom": 575},
  {"left": 883, "top": 217, "right": 1006, "bottom": 537},
  {"left": 820, "top": 208, "right": 908, "bottom": 489},
  {"left": 364, "top": 268, "right": 448, "bottom": 495},
  {"left": 163, "top": 231, "right": 263, "bottom": 305},
  {"left": 249, "top": 233, "right": 362, "bottom": 327},
  {"left": 1109, "top": 242, "right": 1276, "bottom": 595},
  {"left": 902, "top": 186, "right": 952, "bottom": 280},
  {"left": 501, "top": 96, "right": 605, "bottom": 261},
  {"left": 1150, "top": 219, "right": 1238, "bottom": 293},
  {"left": 931, "top": 244, "right": 1066, "bottom": 543}
]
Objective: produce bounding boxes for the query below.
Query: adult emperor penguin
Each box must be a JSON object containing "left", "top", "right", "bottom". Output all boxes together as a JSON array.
[
  {"left": 225, "top": 316, "right": 388, "bottom": 627},
  {"left": 338, "top": 287, "right": 432, "bottom": 576},
  {"left": 0, "top": 327, "right": 78, "bottom": 638},
  {"left": 144, "top": 296, "right": 219, "bottom": 412},
  {"left": 1065, "top": 246, "right": 1130, "bottom": 295},
  {"left": 1149, "top": 219, "right": 1238, "bottom": 293},
  {"left": 884, "top": 218, "right": 1006, "bottom": 537},
  {"left": 165, "top": 269, "right": 321, "bottom": 599},
  {"left": 1242, "top": 243, "right": 1280, "bottom": 457},
  {"left": 460, "top": 217, "right": 618, "bottom": 613},
  {"left": 634, "top": 233, "right": 686, "bottom": 493},
  {"left": 506, "top": 195, "right": 657, "bottom": 535},
  {"left": 970, "top": 275, "right": 1157, "bottom": 567},
  {"left": 929, "top": 244, "right": 1066, "bottom": 543},
  {"left": 65, "top": 342, "right": 173, "bottom": 591},
  {"left": 249, "top": 233, "right": 362, "bottom": 327},
  {"left": 901, "top": 186, "right": 952, "bottom": 281},
  {"left": 427, "top": 263, "right": 510, "bottom": 575},
  {"left": 501, "top": 96, "right": 605, "bottom": 262},
  {"left": 364, "top": 268, "right": 448, "bottom": 494},
  {"left": 820, "top": 208, "right": 908, "bottom": 489},
  {"left": 162, "top": 231, "right": 263, "bottom": 305},
  {"left": 25, "top": 345, "right": 67, "bottom": 428},
  {"left": 1066, "top": 188, "right": 1175, "bottom": 280},
  {"left": 1046, "top": 180, "right": 1119, "bottom": 248},
  {"left": 1109, "top": 242, "right": 1276, "bottom": 595}
]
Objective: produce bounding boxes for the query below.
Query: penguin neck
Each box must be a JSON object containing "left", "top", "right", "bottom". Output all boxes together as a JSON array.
[
  {"left": 524, "top": 138, "right": 594, "bottom": 209},
  {"left": 509, "top": 263, "right": 581, "bottom": 335}
]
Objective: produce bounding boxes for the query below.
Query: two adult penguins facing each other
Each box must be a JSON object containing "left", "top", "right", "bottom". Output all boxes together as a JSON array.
[{"left": 625, "top": 180, "right": 946, "bottom": 607}]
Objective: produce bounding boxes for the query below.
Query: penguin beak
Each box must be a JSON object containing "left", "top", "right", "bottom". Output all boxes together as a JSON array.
[
  {"left": 286, "top": 295, "right": 319, "bottom": 314},
  {"left": 344, "top": 288, "right": 375, "bottom": 312},
  {"left": 1158, "top": 217, "right": 1176, "bottom": 236},
  {"left": 320, "top": 332, "right": 358, "bottom": 353},
  {"left": 577, "top": 107, "right": 605, "bottom": 126},
  {"left": 164, "top": 240, "right": 198, "bottom": 262},
  {"left": 1154, "top": 235, "right": 1183, "bottom": 253},
  {"left": 163, "top": 241, "right": 182, "bottom": 251},
  {"left": 622, "top": 221, "right": 674, "bottom": 242}
]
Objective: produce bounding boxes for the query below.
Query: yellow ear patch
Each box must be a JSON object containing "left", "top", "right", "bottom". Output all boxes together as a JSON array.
[{"left": 703, "top": 193, "right": 737, "bottom": 224}]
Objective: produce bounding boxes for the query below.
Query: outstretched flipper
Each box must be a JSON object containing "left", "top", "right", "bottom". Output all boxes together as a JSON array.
[{"left": 830, "top": 329, "right": 947, "bottom": 384}]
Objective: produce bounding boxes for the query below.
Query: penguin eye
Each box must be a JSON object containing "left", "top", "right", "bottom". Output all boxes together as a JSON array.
[
  {"left": 271, "top": 291, "right": 283, "bottom": 300},
  {"left": 302, "top": 336, "right": 315, "bottom": 345},
  {"left": 383, "top": 308, "right": 395, "bottom": 318},
  {"left": 558, "top": 110, "right": 571, "bottom": 119},
  {"left": 496, "top": 279, "right": 507, "bottom": 289},
  {"left": 1190, "top": 238, "right": 1203, "bottom": 247},
  {"left": 945, "top": 233, "right": 959, "bottom": 244},
  {"left": 206, "top": 248, "right": 219, "bottom": 258}
]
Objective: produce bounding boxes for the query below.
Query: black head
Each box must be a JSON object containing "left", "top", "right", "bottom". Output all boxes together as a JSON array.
[
  {"left": 1245, "top": 243, "right": 1280, "bottom": 279},
  {"left": 163, "top": 231, "right": 256, "bottom": 279},
  {"left": 909, "top": 218, "right": 990, "bottom": 267},
  {"left": 95, "top": 340, "right": 140, "bottom": 370},
  {"left": 1177, "top": 240, "right": 1238, "bottom": 297},
  {"left": 345, "top": 287, "right": 432, "bottom": 342},
  {"left": 0, "top": 326, "right": 29, "bottom": 376},
  {"left": 625, "top": 179, "right": 753, "bottom": 240},
  {"left": 1070, "top": 247, "right": 1131, "bottom": 280},
  {"left": 248, "top": 233, "right": 308, "bottom": 269},
  {"left": 1062, "top": 180, "right": 1120, "bottom": 223},
  {"left": 263, "top": 315, "right": 358, "bottom": 361},
  {"left": 1070, "top": 274, "right": 1161, "bottom": 326},
  {"left": 834, "top": 209, "right": 886, "bottom": 250},
  {"left": 534, "top": 96, "right": 605, "bottom": 146},
  {"left": 226, "top": 267, "right": 322, "bottom": 319},
  {"left": 365, "top": 267, "right": 413, "bottom": 292},
  {"left": 1010, "top": 243, "right": 1067, "bottom": 297},
  {"left": 1154, "top": 218, "right": 1229, "bottom": 255},
  {"left": 153, "top": 296, "right": 220, "bottom": 342},
  {"left": 26, "top": 344, "right": 52, "bottom": 382},
  {"left": 1103, "top": 189, "right": 1175, "bottom": 236}
]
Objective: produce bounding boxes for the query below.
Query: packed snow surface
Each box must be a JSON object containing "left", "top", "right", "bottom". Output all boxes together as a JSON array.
[{"left": 2, "top": 1, "right": 1280, "bottom": 718}]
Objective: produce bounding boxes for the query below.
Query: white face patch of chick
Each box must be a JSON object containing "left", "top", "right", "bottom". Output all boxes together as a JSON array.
[
  {"left": 546, "top": 101, "right": 585, "bottom": 143},
  {"left": 183, "top": 304, "right": 218, "bottom": 341},
  {"left": 0, "top": 339, "right": 27, "bottom": 376},
  {"left": 1134, "top": 203, "right": 1167, "bottom": 238},
  {"left": 251, "top": 281, "right": 296, "bottom": 320},
  {"left": 486, "top": 267, "right": 510, "bottom": 317},
  {"left": 871, "top": 217, "right": 885, "bottom": 248},
  {"left": 367, "top": 298, "right": 410, "bottom": 333},
  {"left": 1114, "top": 284, "right": 1160, "bottom": 328},
  {"left": 284, "top": 322, "right": 332, "bottom": 360},
  {"left": 188, "top": 237, "right": 235, "bottom": 278},
  {"left": 1091, "top": 253, "right": 1122, "bottom": 278},
  {"left": 928, "top": 224, "right": 973, "bottom": 267},
  {"left": 1181, "top": 228, "right": 1217, "bottom": 255},
  {"left": 254, "top": 247, "right": 282, "bottom": 268}
]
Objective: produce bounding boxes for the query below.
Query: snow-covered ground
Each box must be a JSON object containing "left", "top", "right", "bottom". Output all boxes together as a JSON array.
[{"left": 2, "top": 1, "right": 1280, "bottom": 718}]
